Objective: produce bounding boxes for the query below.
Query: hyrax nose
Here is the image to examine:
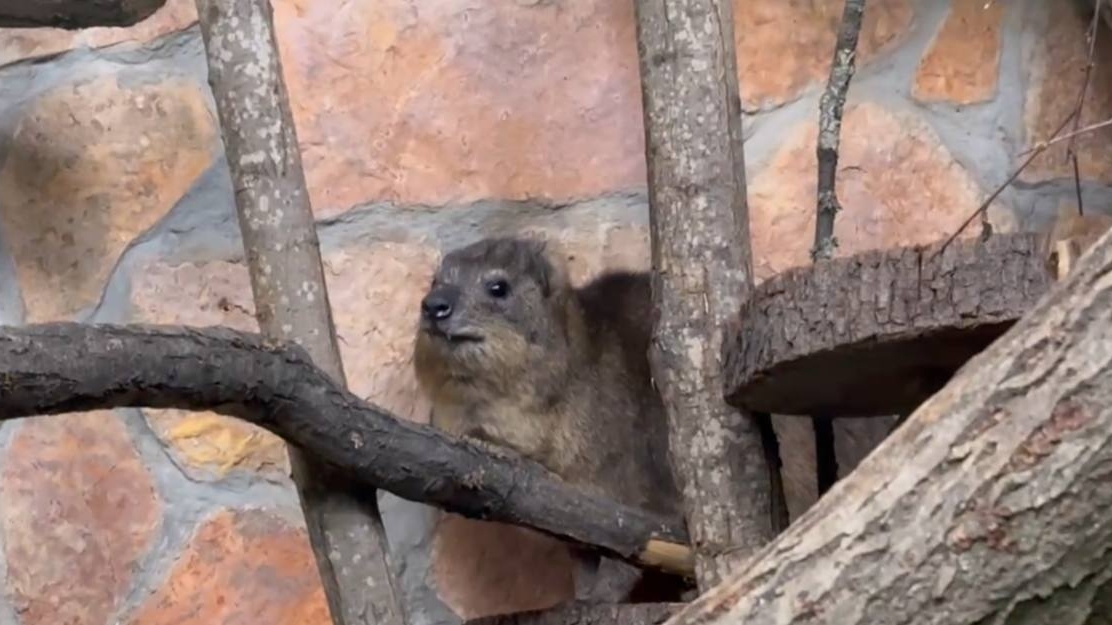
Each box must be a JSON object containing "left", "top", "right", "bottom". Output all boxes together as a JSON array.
[{"left": 421, "top": 286, "right": 458, "bottom": 322}]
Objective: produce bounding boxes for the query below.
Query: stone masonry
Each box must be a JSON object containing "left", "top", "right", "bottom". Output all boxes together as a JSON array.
[{"left": 0, "top": 1, "right": 1108, "bottom": 624}]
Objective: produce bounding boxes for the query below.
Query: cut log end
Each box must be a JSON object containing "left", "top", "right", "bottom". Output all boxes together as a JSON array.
[{"left": 724, "top": 233, "right": 1053, "bottom": 417}]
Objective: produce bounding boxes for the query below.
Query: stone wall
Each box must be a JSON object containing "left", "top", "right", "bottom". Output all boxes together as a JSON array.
[{"left": 0, "top": 1, "right": 1107, "bottom": 624}]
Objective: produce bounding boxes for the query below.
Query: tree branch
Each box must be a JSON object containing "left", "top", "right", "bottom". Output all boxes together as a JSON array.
[
  {"left": 194, "top": 1, "right": 404, "bottom": 622},
  {"left": 0, "top": 323, "right": 692, "bottom": 576},
  {"left": 0, "top": 0, "right": 165, "bottom": 28},
  {"left": 664, "top": 219, "right": 1112, "bottom": 623},
  {"left": 813, "top": 0, "right": 865, "bottom": 262},
  {"left": 633, "top": 0, "right": 776, "bottom": 589}
]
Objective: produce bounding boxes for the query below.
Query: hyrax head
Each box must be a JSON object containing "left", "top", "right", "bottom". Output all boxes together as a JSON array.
[{"left": 414, "top": 237, "right": 573, "bottom": 387}]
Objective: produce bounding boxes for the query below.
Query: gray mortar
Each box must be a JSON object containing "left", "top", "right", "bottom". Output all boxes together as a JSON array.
[{"left": 0, "top": 420, "right": 24, "bottom": 625}]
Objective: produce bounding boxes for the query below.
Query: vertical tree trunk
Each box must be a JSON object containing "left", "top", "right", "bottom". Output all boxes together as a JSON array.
[
  {"left": 632, "top": 0, "right": 775, "bottom": 590},
  {"left": 193, "top": 2, "right": 404, "bottom": 624}
]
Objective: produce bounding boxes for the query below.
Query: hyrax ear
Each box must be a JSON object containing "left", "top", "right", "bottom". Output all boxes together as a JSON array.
[{"left": 524, "top": 237, "right": 572, "bottom": 299}]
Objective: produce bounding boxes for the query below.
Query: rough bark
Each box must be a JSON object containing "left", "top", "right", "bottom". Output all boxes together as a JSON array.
[
  {"left": 663, "top": 226, "right": 1112, "bottom": 624},
  {"left": 812, "top": 0, "right": 865, "bottom": 261},
  {"left": 723, "top": 232, "right": 1053, "bottom": 417},
  {"left": 0, "top": 323, "right": 691, "bottom": 574},
  {"left": 633, "top": 0, "right": 774, "bottom": 590},
  {"left": 465, "top": 603, "right": 682, "bottom": 625},
  {"left": 0, "top": 0, "right": 164, "bottom": 28},
  {"left": 193, "top": 2, "right": 402, "bottom": 623}
]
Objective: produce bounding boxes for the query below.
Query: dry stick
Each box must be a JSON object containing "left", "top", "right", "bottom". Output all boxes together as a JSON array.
[
  {"left": 0, "top": 323, "right": 692, "bottom": 575},
  {"left": 1072, "top": 152, "right": 1085, "bottom": 217},
  {"left": 633, "top": 0, "right": 776, "bottom": 589},
  {"left": 1064, "top": 1, "right": 1102, "bottom": 215},
  {"left": 808, "top": 0, "right": 866, "bottom": 503},
  {"left": 193, "top": 2, "right": 404, "bottom": 624},
  {"left": 812, "top": 0, "right": 866, "bottom": 262},
  {"left": 940, "top": 111, "right": 1112, "bottom": 256},
  {"left": 936, "top": 110, "right": 1078, "bottom": 257},
  {"left": 1064, "top": 0, "right": 1103, "bottom": 167}
]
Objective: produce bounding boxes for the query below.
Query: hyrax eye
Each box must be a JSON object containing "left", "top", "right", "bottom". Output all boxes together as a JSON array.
[{"left": 485, "top": 279, "right": 510, "bottom": 298}]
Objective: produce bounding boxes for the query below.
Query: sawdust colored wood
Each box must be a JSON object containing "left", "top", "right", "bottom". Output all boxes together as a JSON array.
[
  {"left": 723, "top": 233, "right": 1052, "bottom": 418},
  {"left": 466, "top": 602, "right": 682, "bottom": 625},
  {"left": 0, "top": 0, "right": 165, "bottom": 28}
]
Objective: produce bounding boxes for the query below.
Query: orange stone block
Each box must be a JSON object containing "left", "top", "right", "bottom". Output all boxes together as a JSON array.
[
  {"left": 129, "top": 240, "right": 442, "bottom": 480},
  {"left": 1022, "top": 4, "right": 1112, "bottom": 183},
  {"left": 125, "top": 509, "right": 330, "bottom": 625},
  {"left": 735, "top": 0, "right": 914, "bottom": 110},
  {"left": 912, "top": 0, "right": 1005, "bottom": 104},
  {"left": 517, "top": 220, "right": 651, "bottom": 287},
  {"left": 324, "top": 241, "right": 441, "bottom": 423},
  {"left": 129, "top": 260, "right": 292, "bottom": 482},
  {"left": 749, "top": 102, "right": 1012, "bottom": 282},
  {"left": 0, "top": 0, "right": 197, "bottom": 67},
  {"left": 273, "top": 0, "right": 647, "bottom": 215},
  {"left": 0, "top": 72, "right": 217, "bottom": 322},
  {"left": 432, "top": 514, "right": 575, "bottom": 619},
  {"left": 1, "top": 411, "right": 162, "bottom": 625}
]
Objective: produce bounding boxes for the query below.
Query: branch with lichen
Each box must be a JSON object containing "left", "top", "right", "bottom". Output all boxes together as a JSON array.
[{"left": 812, "top": 0, "right": 865, "bottom": 262}]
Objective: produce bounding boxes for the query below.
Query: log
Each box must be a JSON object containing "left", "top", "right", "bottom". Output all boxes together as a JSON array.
[
  {"left": 665, "top": 226, "right": 1112, "bottom": 624},
  {"left": 0, "top": 0, "right": 165, "bottom": 28},
  {"left": 0, "top": 323, "right": 692, "bottom": 576},
  {"left": 466, "top": 603, "right": 682, "bottom": 625},
  {"left": 723, "top": 233, "right": 1052, "bottom": 417},
  {"left": 633, "top": 0, "right": 775, "bottom": 589},
  {"left": 194, "top": 0, "right": 403, "bottom": 623}
]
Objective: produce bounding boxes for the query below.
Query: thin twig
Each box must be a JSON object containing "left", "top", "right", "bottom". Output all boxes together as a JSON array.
[
  {"left": 935, "top": 110, "right": 1078, "bottom": 257},
  {"left": 1064, "top": 0, "right": 1102, "bottom": 164},
  {"left": 812, "top": 0, "right": 866, "bottom": 262},
  {"left": 1017, "top": 116, "right": 1112, "bottom": 157},
  {"left": 1072, "top": 152, "right": 1085, "bottom": 216}
]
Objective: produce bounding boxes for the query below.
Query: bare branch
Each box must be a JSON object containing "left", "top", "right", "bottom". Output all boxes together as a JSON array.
[
  {"left": 194, "top": 1, "right": 406, "bottom": 623},
  {"left": 935, "top": 110, "right": 1082, "bottom": 257},
  {"left": 0, "top": 323, "right": 692, "bottom": 576},
  {"left": 813, "top": 0, "right": 866, "bottom": 262},
  {"left": 1064, "top": 0, "right": 1103, "bottom": 165}
]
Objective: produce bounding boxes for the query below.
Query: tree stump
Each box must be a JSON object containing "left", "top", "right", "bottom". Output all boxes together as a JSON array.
[{"left": 723, "top": 233, "right": 1052, "bottom": 418}]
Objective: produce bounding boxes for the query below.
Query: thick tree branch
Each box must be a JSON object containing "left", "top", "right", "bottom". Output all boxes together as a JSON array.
[
  {"left": 194, "top": 1, "right": 404, "bottom": 623},
  {"left": 0, "top": 323, "right": 692, "bottom": 576},
  {"left": 0, "top": 0, "right": 165, "bottom": 28},
  {"left": 813, "top": 0, "right": 865, "bottom": 262},
  {"left": 633, "top": 0, "right": 776, "bottom": 589},
  {"left": 663, "top": 229, "right": 1112, "bottom": 623}
]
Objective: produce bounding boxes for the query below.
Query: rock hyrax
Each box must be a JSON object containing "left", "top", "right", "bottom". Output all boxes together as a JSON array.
[{"left": 413, "top": 237, "right": 684, "bottom": 603}]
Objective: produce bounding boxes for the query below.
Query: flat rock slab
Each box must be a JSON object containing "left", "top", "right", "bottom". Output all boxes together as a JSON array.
[
  {"left": 466, "top": 602, "right": 682, "bottom": 625},
  {"left": 723, "top": 233, "right": 1053, "bottom": 417},
  {"left": 0, "top": 0, "right": 166, "bottom": 29}
]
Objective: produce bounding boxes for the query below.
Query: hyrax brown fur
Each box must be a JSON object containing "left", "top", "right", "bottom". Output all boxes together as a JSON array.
[{"left": 413, "top": 237, "right": 684, "bottom": 603}]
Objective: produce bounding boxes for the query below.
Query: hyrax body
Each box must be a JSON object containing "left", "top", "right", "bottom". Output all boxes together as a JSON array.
[{"left": 413, "top": 237, "right": 683, "bottom": 603}]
